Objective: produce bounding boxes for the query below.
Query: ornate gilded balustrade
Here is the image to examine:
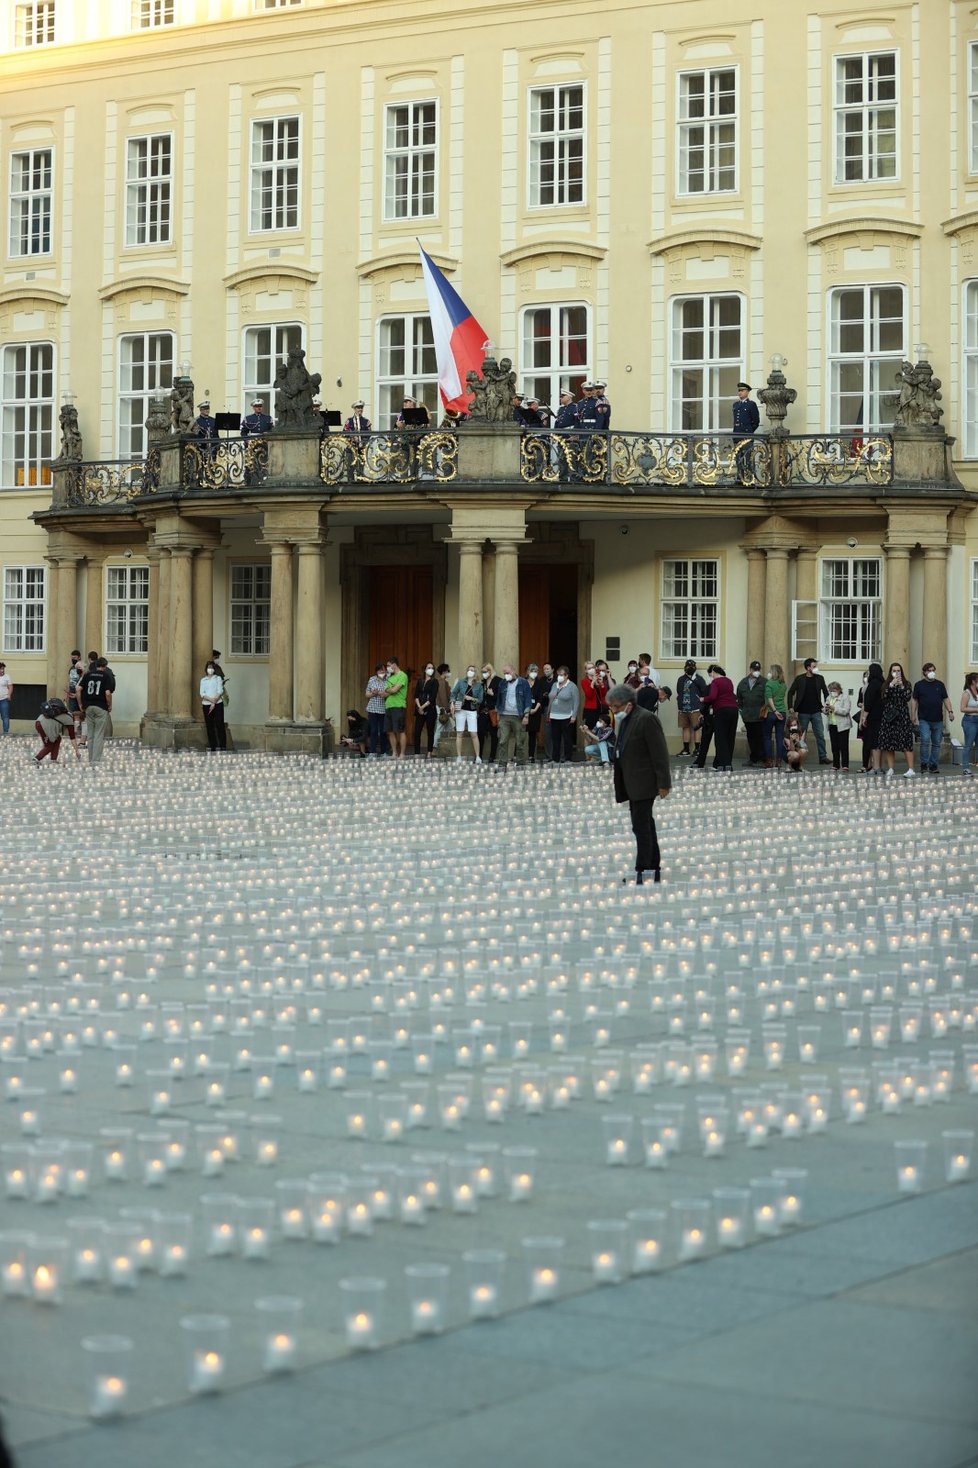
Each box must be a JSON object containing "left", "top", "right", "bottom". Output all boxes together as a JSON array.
[
  {"left": 181, "top": 437, "right": 268, "bottom": 490},
  {"left": 64, "top": 455, "right": 158, "bottom": 506},
  {"left": 319, "top": 429, "right": 458, "bottom": 485},
  {"left": 519, "top": 431, "right": 893, "bottom": 489}
]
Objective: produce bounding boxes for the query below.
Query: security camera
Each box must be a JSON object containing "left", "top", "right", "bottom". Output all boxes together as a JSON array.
[
  {"left": 619, "top": 525, "right": 629, "bottom": 536},
  {"left": 123, "top": 548, "right": 133, "bottom": 559},
  {"left": 846, "top": 537, "right": 857, "bottom": 549}
]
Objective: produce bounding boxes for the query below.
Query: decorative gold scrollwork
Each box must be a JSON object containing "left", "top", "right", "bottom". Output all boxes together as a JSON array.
[
  {"left": 779, "top": 436, "right": 892, "bottom": 487},
  {"left": 64, "top": 461, "right": 148, "bottom": 506},
  {"left": 183, "top": 438, "right": 266, "bottom": 490}
]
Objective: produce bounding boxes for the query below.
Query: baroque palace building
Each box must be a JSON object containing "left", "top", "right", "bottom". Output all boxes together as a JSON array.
[{"left": 1, "top": 0, "right": 977, "bottom": 750}]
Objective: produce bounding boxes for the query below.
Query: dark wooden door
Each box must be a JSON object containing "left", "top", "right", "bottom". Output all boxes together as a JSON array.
[
  {"left": 519, "top": 563, "right": 577, "bottom": 674},
  {"left": 366, "top": 566, "right": 434, "bottom": 741}
]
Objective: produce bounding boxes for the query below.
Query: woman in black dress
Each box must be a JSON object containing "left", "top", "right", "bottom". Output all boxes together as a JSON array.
[
  {"left": 413, "top": 662, "right": 439, "bottom": 756},
  {"left": 877, "top": 662, "right": 917, "bottom": 778},
  {"left": 858, "top": 662, "right": 884, "bottom": 773},
  {"left": 478, "top": 662, "right": 501, "bottom": 762}
]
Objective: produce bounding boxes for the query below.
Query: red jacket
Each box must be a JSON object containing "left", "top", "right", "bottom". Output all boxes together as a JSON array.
[
  {"left": 702, "top": 676, "right": 737, "bottom": 711},
  {"left": 581, "top": 675, "right": 600, "bottom": 711}
]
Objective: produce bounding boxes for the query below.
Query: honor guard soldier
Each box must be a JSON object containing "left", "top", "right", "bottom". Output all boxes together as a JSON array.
[
  {"left": 554, "top": 389, "right": 580, "bottom": 432},
  {"left": 242, "top": 397, "right": 273, "bottom": 437},
  {"left": 344, "top": 400, "right": 372, "bottom": 435},
  {"left": 592, "top": 380, "right": 611, "bottom": 429},
  {"left": 192, "top": 400, "right": 219, "bottom": 442},
  {"left": 732, "top": 381, "right": 760, "bottom": 482},
  {"left": 577, "top": 382, "right": 598, "bottom": 428},
  {"left": 511, "top": 392, "right": 534, "bottom": 428}
]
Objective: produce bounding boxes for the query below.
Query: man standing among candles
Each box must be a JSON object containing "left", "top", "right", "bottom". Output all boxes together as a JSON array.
[
  {"left": 76, "top": 656, "right": 114, "bottom": 766},
  {"left": 787, "top": 657, "right": 831, "bottom": 765},
  {"left": 383, "top": 655, "right": 409, "bottom": 759},
  {"left": 606, "top": 682, "right": 671, "bottom": 886},
  {"left": 736, "top": 660, "right": 768, "bottom": 766}
]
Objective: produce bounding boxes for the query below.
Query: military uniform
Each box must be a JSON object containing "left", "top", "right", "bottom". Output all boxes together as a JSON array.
[
  {"left": 732, "top": 384, "right": 760, "bottom": 482},
  {"left": 241, "top": 410, "right": 274, "bottom": 437}
]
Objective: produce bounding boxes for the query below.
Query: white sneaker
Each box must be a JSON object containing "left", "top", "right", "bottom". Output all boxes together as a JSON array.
[
  {"left": 456, "top": 755, "right": 463, "bottom": 763},
  {"left": 903, "top": 768, "right": 917, "bottom": 778},
  {"left": 884, "top": 768, "right": 894, "bottom": 777},
  {"left": 474, "top": 757, "right": 482, "bottom": 765}
]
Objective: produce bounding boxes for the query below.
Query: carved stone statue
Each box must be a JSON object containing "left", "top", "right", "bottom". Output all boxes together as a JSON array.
[
  {"left": 145, "top": 395, "right": 170, "bottom": 448},
  {"left": 170, "top": 378, "right": 195, "bottom": 433},
  {"left": 892, "top": 360, "right": 944, "bottom": 430},
  {"left": 54, "top": 403, "right": 83, "bottom": 463},
  {"left": 274, "top": 345, "right": 323, "bottom": 430},
  {"left": 464, "top": 354, "right": 519, "bottom": 425}
]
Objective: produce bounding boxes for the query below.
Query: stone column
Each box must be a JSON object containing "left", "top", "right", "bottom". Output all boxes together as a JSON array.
[
  {"left": 167, "top": 547, "right": 194, "bottom": 720},
  {"left": 493, "top": 541, "right": 520, "bottom": 672},
  {"left": 482, "top": 547, "right": 496, "bottom": 667},
  {"left": 457, "top": 540, "right": 484, "bottom": 673},
  {"left": 921, "top": 547, "right": 948, "bottom": 671},
  {"left": 56, "top": 558, "right": 79, "bottom": 682},
  {"left": 45, "top": 559, "right": 60, "bottom": 693},
  {"left": 84, "top": 558, "right": 103, "bottom": 660},
  {"left": 764, "top": 548, "right": 790, "bottom": 675},
  {"left": 745, "top": 549, "right": 767, "bottom": 667},
  {"left": 146, "top": 551, "right": 160, "bottom": 714},
  {"left": 192, "top": 549, "right": 215, "bottom": 722},
  {"left": 884, "top": 546, "right": 911, "bottom": 673},
  {"left": 294, "top": 542, "right": 324, "bottom": 722},
  {"left": 156, "top": 549, "right": 171, "bottom": 714},
  {"left": 266, "top": 542, "right": 294, "bottom": 722}
]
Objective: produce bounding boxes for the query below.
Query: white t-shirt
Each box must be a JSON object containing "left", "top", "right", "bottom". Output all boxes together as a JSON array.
[
  {"left": 200, "top": 674, "right": 223, "bottom": 704},
  {"left": 0, "top": 674, "right": 12, "bottom": 700}
]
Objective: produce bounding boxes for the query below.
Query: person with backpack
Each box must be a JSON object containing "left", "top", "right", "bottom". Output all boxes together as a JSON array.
[
  {"left": 34, "top": 697, "right": 78, "bottom": 763},
  {"left": 77, "top": 657, "right": 114, "bottom": 765}
]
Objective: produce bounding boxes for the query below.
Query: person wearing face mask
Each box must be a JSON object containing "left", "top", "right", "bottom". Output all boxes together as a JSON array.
[
  {"left": 200, "top": 658, "right": 226, "bottom": 751},
  {"left": 676, "top": 659, "right": 707, "bottom": 757},
  {"left": 878, "top": 662, "right": 916, "bottom": 778},
  {"left": 624, "top": 659, "right": 642, "bottom": 691},
  {"left": 547, "top": 665, "right": 580, "bottom": 763},
  {"left": 911, "top": 663, "right": 953, "bottom": 772},
  {"left": 526, "top": 663, "right": 548, "bottom": 761},
  {"left": 786, "top": 657, "right": 830, "bottom": 764},
  {"left": 450, "top": 665, "right": 484, "bottom": 763},
  {"left": 478, "top": 662, "right": 501, "bottom": 763},
  {"left": 580, "top": 661, "right": 601, "bottom": 731},
  {"left": 365, "top": 662, "right": 388, "bottom": 758},
  {"left": 495, "top": 664, "right": 533, "bottom": 767},
  {"left": 413, "top": 661, "right": 440, "bottom": 757},
  {"left": 537, "top": 661, "right": 556, "bottom": 759},
  {"left": 432, "top": 662, "right": 453, "bottom": 754},
  {"left": 606, "top": 683, "right": 671, "bottom": 885},
  {"left": 383, "top": 656, "right": 409, "bottom": 759}
]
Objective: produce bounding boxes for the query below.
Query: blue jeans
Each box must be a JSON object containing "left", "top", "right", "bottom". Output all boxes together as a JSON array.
[
  {"left": 918, "top": 719, "right": 943, "bottom": 766},
  {"left": 762, "top": 712, "right": 785, "bottom": 763},
  {"left": 962, "top": 714, "right": 978, "bottom": 770},
  {"left": 584, "top": 738, "right": 610, "bottom": 764},
  {"left": 367, "top": 710, "right": 386, "bottom": 755},
  {"left": 796, "top": 712, "right": 826, "bottom": 760},
  {"left": 0, "top": 699, "right": 9, "bottom": 735}
]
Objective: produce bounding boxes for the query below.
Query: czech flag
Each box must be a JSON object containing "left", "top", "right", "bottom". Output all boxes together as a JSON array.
[{"left": 418, "top": 243, "right": 489, "bottom": 412}]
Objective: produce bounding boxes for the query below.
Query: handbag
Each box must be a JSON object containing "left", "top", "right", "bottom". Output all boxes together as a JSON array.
[{"left": 488, "top": 709, "right": 499, "bottom": 728}]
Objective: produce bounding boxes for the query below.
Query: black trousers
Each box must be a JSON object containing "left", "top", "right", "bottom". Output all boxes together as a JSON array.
[
  {"left": 712, "top": 708, "right": 738, "bottom": 768},
  {"left": 695, "top": 713, "right": 715, "bottom": 767},
  {"left": 204, "top": 702, "right": 226, "bottom": 750},
  {"left": 550, "top": 719, "right": 576, "bottom": 762},
  {"left": 629, "top": 798, "right": 661, "bottom": 874},
  {"left": 413, "top": 707, "right": 437, "bottom": 754},
  {"left": 744, "top": 719, "right": 765, "bottom": 763},
  {"left": 829, "top": 726, "right": 850, "bottom": 769}
]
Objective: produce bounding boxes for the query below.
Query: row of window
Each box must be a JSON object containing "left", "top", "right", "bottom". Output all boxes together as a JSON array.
[
  {"left": 0, "top": 283, "right": 941, "bottom": 480},
  {"left": 6, "top": 45, "right": 953, "bottom": 258},
  {"left": 12, "top": 0, "right": 303, "bottom": 46},
  {"left": 9, "top": 557, "right": 975, "bottom": 665}
]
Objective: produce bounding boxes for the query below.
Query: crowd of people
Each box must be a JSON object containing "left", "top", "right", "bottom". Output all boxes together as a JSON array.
[{"left": 343, "top": 653, "right": 974, "bottom": 775}]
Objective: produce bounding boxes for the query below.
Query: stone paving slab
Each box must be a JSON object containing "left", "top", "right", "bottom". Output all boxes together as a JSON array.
[{"left": 842, "top": 1245, "right": 978, "bottom": 1317}]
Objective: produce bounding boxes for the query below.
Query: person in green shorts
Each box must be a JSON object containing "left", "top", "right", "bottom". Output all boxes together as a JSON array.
[{"left": 383, "top": 656, "right": 409, "bottom": 758}]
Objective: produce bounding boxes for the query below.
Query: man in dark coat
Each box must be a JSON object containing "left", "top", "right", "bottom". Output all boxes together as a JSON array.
[{"left": 606, "top": 683, "right": 672, "bottom": 885}]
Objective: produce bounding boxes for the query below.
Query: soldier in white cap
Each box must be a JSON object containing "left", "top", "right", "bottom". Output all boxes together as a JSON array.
[{"left": 242, "top": 397, "right": 274, "bottom": 437}]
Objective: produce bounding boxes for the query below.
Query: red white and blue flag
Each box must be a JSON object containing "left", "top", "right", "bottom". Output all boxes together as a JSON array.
[{"left": 418, "top": 243, "right": 488, "bottom": 412}]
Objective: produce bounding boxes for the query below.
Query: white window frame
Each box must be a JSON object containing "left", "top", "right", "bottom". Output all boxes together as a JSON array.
[
  {"left": 249, "top": 116, "right": 300, "bottom": 233},
  {"left": 965, "top": 280, "right": 978, "bottom": 459},
  {"left": 125, "top": 134, "right": 172, "bottom": 247},
  {"left": 119, "top": 332, "right": 175, "bottom": 460},
  {"left": 971, "top": 559, "right": 978, "bottom": 666},
  {"left": 9, "top": 148, "right": 53, "bottom": 258},
  {"left": 970, "top": 44, "right": 978, "bottom": 176},
  {"left": 15, "top": 2, "right": 55, "bottom": 47},
  {"left": 105, "top": 564, "right": 149, "bottom": 656},
  {"left": 230, "top": 563, "right": 271, "bottom": 657},
  {"left": 383, "top": 100, "right": 438, "bottom": 222},
  {"left": 132, "top": 0, "right": 173, "bottom": 25},
  {"left": 254, "top": 0, "right": 302, "bottom": 8},
  {"left": 660, "top": 558, "right": 720, "bottom": 662},
  {"left": 833, "top": 50, "right": 899, "bottom": 184},
  {"left": 519, "top": 303, "right": 591, "bottom": 407},
  {"left": 669, "top": 292, "right": 745, "bottom": 432},
  {"left": 527, "top": 83, "right": 586, "bottom": 209},
  {"left": 376, "top": 314, "right": 438, "bottom": 428},
  {"left": 676, "top": 66, "right": 738, "bottom": 196},
  {"left": 818, "top": 556, "right": 882, "bottom": 664},
  {"left": 3, "top": 566, "right": 46, "bottom": 654},
  {"left": 827, "top": 284, "right": 905, "bottom": 435},
  {"left": 242, "top": 322, "right": 302, "bottom": 417},
  {"left": 1, "top": 341, "right": 55, "bottom": 489}
]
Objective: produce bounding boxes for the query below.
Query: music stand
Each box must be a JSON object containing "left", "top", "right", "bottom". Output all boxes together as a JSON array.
[
  {"left": 399, "top": 407, "right": 429, "bottom": 427},
  {"left": 215, "top": 413, "right": 241, "bottom": 438},
  {"left": 322, "top": 411, "right": 341, "bottom": 430}
]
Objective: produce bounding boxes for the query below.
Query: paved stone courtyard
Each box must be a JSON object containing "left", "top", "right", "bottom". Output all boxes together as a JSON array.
[{"left": 1, "top": 740, "right": 976, "bottom": 1468}]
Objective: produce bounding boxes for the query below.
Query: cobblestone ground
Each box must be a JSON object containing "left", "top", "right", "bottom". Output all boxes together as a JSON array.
[{"left": 1, "top": 739, "right": 976, "bottom": 1468}]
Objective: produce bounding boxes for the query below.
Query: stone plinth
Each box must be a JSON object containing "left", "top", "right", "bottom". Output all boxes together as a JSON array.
[
  {"left": 261, "top": 720, "right": 333, "bottom": 757},
  {"left": 455, "top": 424, "right": 521, "bottom": 481},
  {"left": 140, "top": 713, "right": 204, "bottom": 751},
  {"left": 261, "top": 432, "right": 324, "bottom": 491},
  {"left": 891, "top": 428, "right": 961, "bottom": 486}
]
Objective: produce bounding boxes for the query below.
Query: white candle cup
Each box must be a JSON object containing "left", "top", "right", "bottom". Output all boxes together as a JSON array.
[
  {"left": 146, "top": 1069, "right": 173, "bottom": 1116},
  {"left": 762, "top": 1024, "right": 786, "bottom": 1070},
  {"left": 466, "top": 1143, "right": 501, "bottom": 1198},
  {"left": 463, "top": 1249, "right": 505, "bottom": 1320},
  {"left": 602, "top": 1115, "right": 634, "bottom": 1167},
  {"left": 448, "top": 1158, "right": 479, "bottom": 1215},
  {"left": 119, "top": 1209, "right": 158, "bottom": 1273},
  {"left": 18, "top": 1088, "right": 44, "bottom": 1137},
  {"left": 625, "top": 1208, "right": 667, "bottom": 1274},
  {"left": 340, "top": 1277, "right": 385, "bottom": 1350},
  {"left": 797, "top": 1026, "right": 820, "bottom": 1064},
  {"left": 251, "top": 1116, "right": 281, "bottom": 1168},
  {"left": 99, "top": 1129, "right": 134, "bottom": 1183},
  {"left": 639, "top": 1117, "right": 669, "bottom": 1170},
  {"left": 503, "top": 1146, "right": 538, "bottom": 1202},
  {"left": 68, "top": 1218, "right": 105, "bottom": 1284},
  {"left": 58, "top": 1055, "right": 80, "bottom": 1094},
  {"left": 401, "top": 1081, "right": 430, "bottom": 1130},
  {"left": 0, "top": 1231, "right": 32, "bottom": 1297},
  {"left": 83, "top": 1335, "right": 133, "bottom": 1421},
  {"left": 2, "top": 1143, "right": 32, "bottom": 1200},
  {"left": 345, "top": 1092, "right": 371, "bottom": 1141},
  {"left": 202, "top": 1195, "right": 238, "bottom": 1257},
  {"left": 772, "top": 1168, "right": 807, "bottom": 1227},
  {"left": 345, "top": 1185, "right": 374, "bottom": 1238},
  {"left": 29, "top": 1237, "right": 68, "bottom": 1304},
  {"left": 779, "top": 1096, "right": 804, "bottom": 1141},
  {"left": 237, "top": 1198, "right": 274, "bottom": 1260},
  {"left": 156, "top": 1121, "right": 190, "bottom": 1173},
  {"left": 251, "top": 1059, "right": 276, "bottom": 1102},
  {"left": 275, "top": 1181, "right": 309, "bottom": 1241},
  {"left": 104, "top": 1223, "right": 138, "bottom": 1291},
  {"left": 406, "top": 1262, "right": 450, "bottom": 1336},
  {"left": 750, "top": 1177, "right": 783, "bottom": 1237},
  {"left": 894, "top": 1139, "right": 927, "bottom": 1194},
  {"left": 256, "top": 1295, "right": 302, "bottom": 1373},
  {"left": 870, "top": 1006, "right": 893, "bottom": 1050},
  {"left": 378, "top": 1094, "right": 408, "bottom": 1144},
  {"left": 523, "top": 1236, "right": 563, "bottom": 1304},
  {"left": 137, "top": 1134, "right": 169, "bottom": 1188},
  {"left": 157, "top": 1213, "right": 191, "bottom": 1277},
  {"left": 181, "top": 1315, "right": 229, "bottom": 1394},
  {"left": 672, "top": 1199, "right": 710, "bottom": 1263},
  {"left": 587, "top": 1220, "right": 627, "bottom": 1284},
  {"left": 653, "top": 1104, "right": 685, "bottom": 1154},
  {"left": 942, "top": 1131, "right": 974, "bottom": 1183},
  {"left": 64, "top": 1141, "right": 93, "bottom": 1197},
  {"left": 113, "top": 1044, "right": 137, "bottom": 1088},
  {"left": 295, "top": 1052, "right": 320, "bottom": 1094},
  {"left": 396, "top": 1167, "right": 428, "bottom": 1226},
  {"left": 203, "top": 1063, "right": 230, "bottom": 1108},
  {"left": 713, "top": 1188, "right": 750, "bottom": 1250},
  {"left": 196, "top": 1124, "right": 227, "bottom": 1179}
]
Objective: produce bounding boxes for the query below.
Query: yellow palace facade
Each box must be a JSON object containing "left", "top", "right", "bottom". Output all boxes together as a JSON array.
[{"left": 1, "top": 0, "right": 977, "bottom": 749}]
